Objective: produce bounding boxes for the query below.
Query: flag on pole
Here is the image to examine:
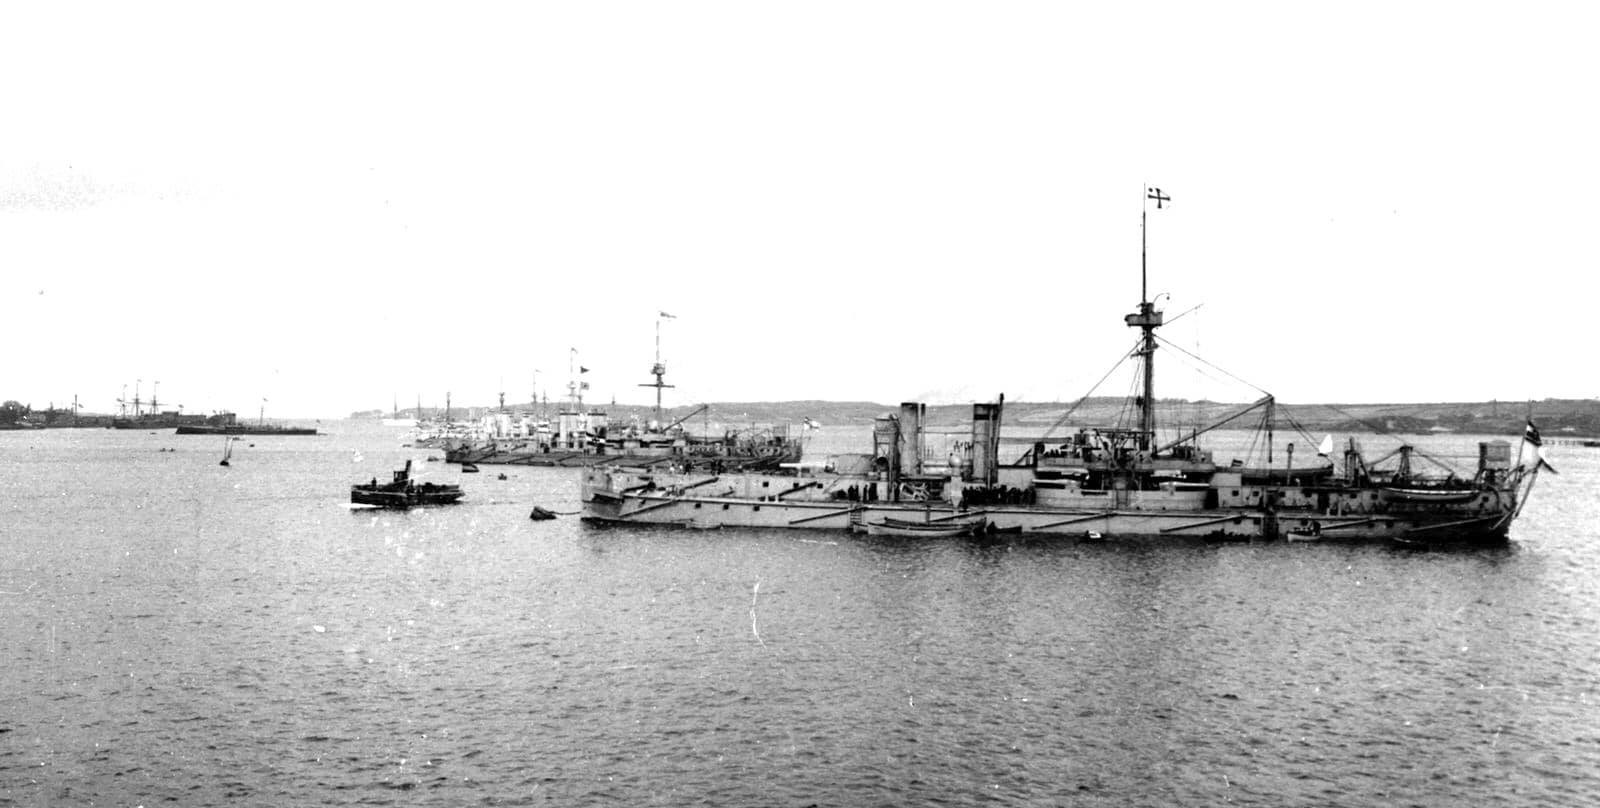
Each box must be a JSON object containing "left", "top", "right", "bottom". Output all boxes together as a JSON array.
[
  {"left": 1519, "top": 420, "right": 1559, "bottom": 474},
  {"left": 1146, "top": 186, "right": 1170, "bottom": 208},
  {"left": 580, "top": 366, "right": 590, "bottom": 374},
  {"left": 660, "top": 311, "right": 676, "bottom": 319}
]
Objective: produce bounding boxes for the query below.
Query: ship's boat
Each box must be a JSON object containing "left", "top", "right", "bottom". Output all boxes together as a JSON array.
[
  {"left": 351, "top": 460, "right": 465, "bottom": 508},
  {"left": 865, "top": 519, "right": 980, "bottom": 538},
  {"left": 1380, "top": 486, "right": 1479, "bottom": 504}
]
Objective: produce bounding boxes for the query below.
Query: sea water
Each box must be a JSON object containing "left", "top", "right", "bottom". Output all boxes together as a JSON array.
[{"left": 2, "top": 422, "right": 1597, "bottom": 806}]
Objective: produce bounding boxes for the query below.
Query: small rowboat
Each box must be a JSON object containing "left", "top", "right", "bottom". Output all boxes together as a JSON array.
[
  {"left": 1381, "top": 486, "right": 1478, "bottom": 504},
  {"left": 865, "top": 520, "right": 978, "bottom": 538},
  {"left": 865, "top": 515, "right": 985, "bottom": 538}
]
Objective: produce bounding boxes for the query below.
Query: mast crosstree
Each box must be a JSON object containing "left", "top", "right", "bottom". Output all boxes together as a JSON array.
[
  {"left": 640, "top": 312, "right": 676, "bottom": 424},
  {"left": 1127, "top": 186, "right": 1169, "bottom": 451}
]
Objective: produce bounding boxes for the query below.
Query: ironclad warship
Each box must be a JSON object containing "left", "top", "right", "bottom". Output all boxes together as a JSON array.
[
  {"left": 581, "top": 191, "right": 1548, "bottom": 544},
  {"left": 175, "top": 406, "right": 317, "bottom": 436},
  {"left": 445, "top": 315, "right": 803, "bottom": 470}
]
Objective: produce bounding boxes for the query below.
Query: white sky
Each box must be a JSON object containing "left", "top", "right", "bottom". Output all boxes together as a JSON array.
[{"left": 3, "top": 2, "right": 1594, "bottom": 417}]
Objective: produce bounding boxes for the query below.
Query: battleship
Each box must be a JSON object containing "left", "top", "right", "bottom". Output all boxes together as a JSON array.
[
  {"left": 445, "top": 316, "right": 804, "bottom": 470},
  {"left": 581, "top": 191, "right": 1548, "bottom": 544},
  {"left": 444, "top": 405, "right": 803, "bottom": 471}
]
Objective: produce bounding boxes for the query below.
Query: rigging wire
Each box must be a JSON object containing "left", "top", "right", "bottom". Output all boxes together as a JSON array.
[
  {"left": 1242, "top": 406, "right": 1270, "bottom": 463},
  {"left": 1041, "top": 337, "right": 1144, "bottom": 439},
  {"left": 1315, "top": 403, "right": 1397, "bottom": 437},
  {"left": 1151, "top": 341, "right": 1246, "bottom": 398},
  {"left": 1149, "top": 332, "right": 1467, "bottom": 474},
  {"left": 1293, "top": 403, "right": 1467, "bottom": 472},
  {"left": 1115, "top": 365, "right": 1142, "bottom": 433},
  {"left": 1276, "top": 409, "right": 1328, "bottom": 454},
  {"left": 1153, "top": 334, "right": 1272, "bottom": 399}
]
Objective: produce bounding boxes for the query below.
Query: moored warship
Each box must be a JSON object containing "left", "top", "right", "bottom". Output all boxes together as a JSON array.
[
  {"left": 109, "top": 381, "right": 207, "bottom": 429},
  {"left": 581, "top": 191, "right": 1548, "bottom": 544},
  {"left": 175, "top": 408, "right": 317, "bottom": 436},
  {"left": 445, "top": 315, "right": 803, "bottom": 470}
]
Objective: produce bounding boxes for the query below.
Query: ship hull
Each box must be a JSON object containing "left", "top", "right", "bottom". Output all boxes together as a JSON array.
[
  {"left": 112, "top": 416, "right": 208, "bottom": 430},
  {"left": 176, "top": 425, "right": 318, "bottom": 436},
  {"left": 447, "top": 443, "right": 799, "bottom": 470},
  {"left": 580, "top": 469, "right": 1516, "bottom": 545},
  {"left": 584, "top": 493, "right": 1511, "bottom": 544},
  {"left": 350, "top": 487, "right": 464, "bottom": 508}
]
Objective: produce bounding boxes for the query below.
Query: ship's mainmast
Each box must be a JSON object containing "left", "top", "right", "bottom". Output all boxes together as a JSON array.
[
  {"left": 1125, "top": 187, "right": 1168, "bottom": 452},
  {"left": 639, "top": 313, "right": 675, "bottom": 425}
]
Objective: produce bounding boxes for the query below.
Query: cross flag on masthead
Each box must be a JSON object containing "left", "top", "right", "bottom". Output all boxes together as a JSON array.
[{"left": 1146, "top": 186, "right": 1170, "bottom": 209}]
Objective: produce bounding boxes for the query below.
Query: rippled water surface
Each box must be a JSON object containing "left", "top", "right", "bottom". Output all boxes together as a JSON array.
[{"left": 3, "top": 424, "right": 1598, "bottom": 806}]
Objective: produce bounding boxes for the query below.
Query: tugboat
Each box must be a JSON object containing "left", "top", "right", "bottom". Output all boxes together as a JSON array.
[{"left": 351, "top": 460, "right": 465, "bottom": 508}]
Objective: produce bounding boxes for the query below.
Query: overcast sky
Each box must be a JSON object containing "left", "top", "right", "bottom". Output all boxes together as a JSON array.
[{"left": 4, "top": 2, "right": 1594, "bottom": 417}]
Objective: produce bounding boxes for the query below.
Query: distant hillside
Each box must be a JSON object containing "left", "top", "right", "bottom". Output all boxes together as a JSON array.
[{"left": 349, "top": 397, "right": 1600, "bottom": 438}]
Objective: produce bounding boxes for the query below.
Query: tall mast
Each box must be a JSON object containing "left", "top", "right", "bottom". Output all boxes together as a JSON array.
[
  {"left": 568, "top": 349, "right": 578, "bottom": 409},
  {"left": 1126, "top": 186, "right": 1169, "bottom": 452},
  {"left": 640, "top": 313, "right": 675, "bottom": 424}
]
